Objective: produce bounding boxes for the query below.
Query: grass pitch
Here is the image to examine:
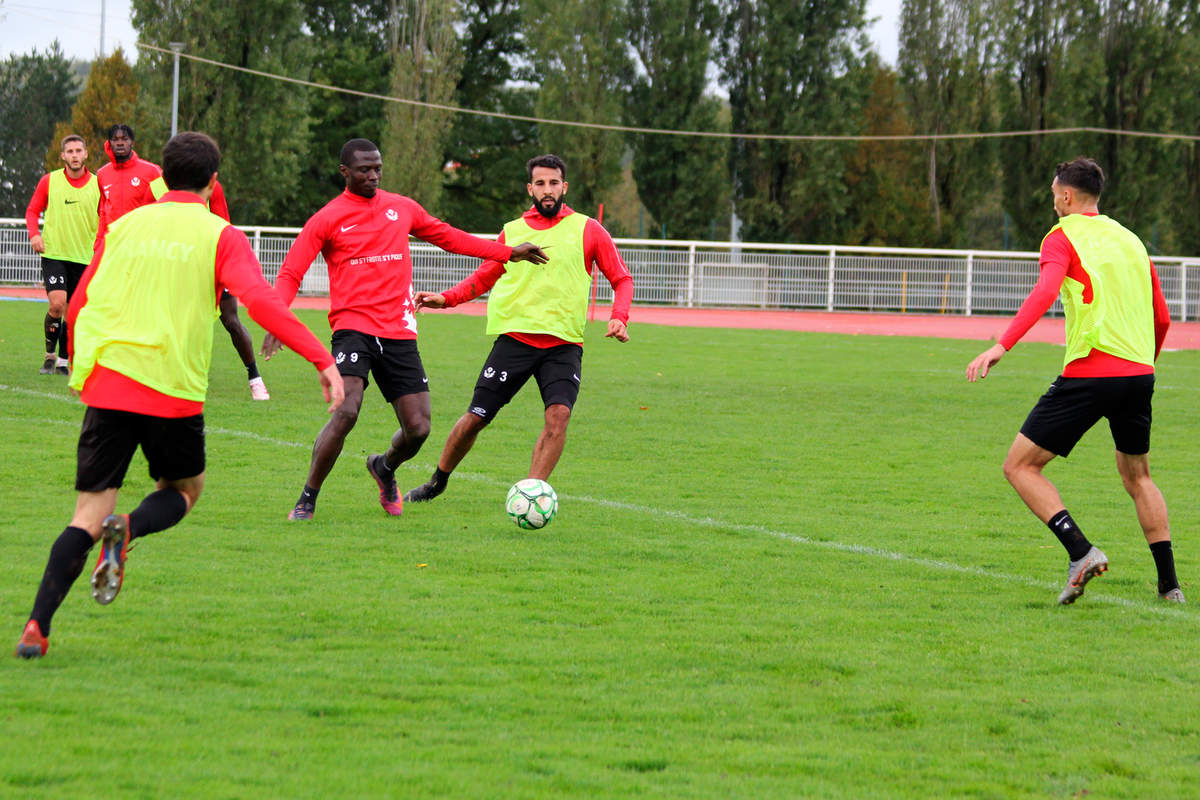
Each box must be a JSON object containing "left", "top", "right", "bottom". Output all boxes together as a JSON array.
[{"left": 1, "top": 298, "right": 1198, "bottom": 798}]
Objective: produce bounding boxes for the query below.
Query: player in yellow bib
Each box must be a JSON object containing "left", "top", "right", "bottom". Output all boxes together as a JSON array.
[
  {"left": 403, "top": 154, "right": 634, "bottom": 504},
  {"left": 24, "top": 135, "right": 100, "bottom": 374},
  {"left": 966, "top": 157, "right": 1179, "bottom": 605}
]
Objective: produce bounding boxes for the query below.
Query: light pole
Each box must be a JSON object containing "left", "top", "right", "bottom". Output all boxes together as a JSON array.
[{"left": 169, "top": 43, "right": 185, "bottom": 137}]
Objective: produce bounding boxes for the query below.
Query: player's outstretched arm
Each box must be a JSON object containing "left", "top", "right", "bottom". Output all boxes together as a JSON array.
[
  {"left": 509, "top": 242, "right": 549, "bottom": 264},
  {"left": 414, "top": 291, "right": 447, "bottom": 310},
  {"left": 965, "top": 343, "right": 1006, "bottom": 382},
  {"left": 319, "top": 365, "right": 345, "bottom": 413},
  {"left": 261, "top": 332, "right": 284, "bottom": 360},
  {"left": 606, "top": 319, "right": 629, "bottom": 343}
]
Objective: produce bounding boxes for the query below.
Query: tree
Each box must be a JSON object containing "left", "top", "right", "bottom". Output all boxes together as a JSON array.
[
  {"left": 299, "top": 1, "right": 393, "bottom": 215},
  {"left": 991, "top": 0, "right": 1084, "bottom": 249},
  {"left": 132, "top": 0, "right": 313, "bottom": 224},
  {"left": 842, "top": 62, "right": 937, "bottom": 246},
  {"left": 0, "top": 43, "right": 75, "bottom": 216},
  {"left": 719, "top": 0, "right": 873, "bottom": 243},
  {"left": 898, "top": 0, "right": 1000, "bottom": 247},
  {"left": 522, "top": 0, "right": 634, "bottom": 216},
  {"left": 440, "top": 0, "right": 542, "bottom": 232},
  {"left": 381, "top": 0, "right": 463, "bottom": 212},
  {"left": 625, "top": 0, "right": 729, "bottom": 239},
  {"left": 45, "top": 49, "right": 140, "bottom": 175}
]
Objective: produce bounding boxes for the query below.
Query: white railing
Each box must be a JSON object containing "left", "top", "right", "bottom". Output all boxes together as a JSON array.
[{"left": 6, "top": 219, "right": 1199, "bottom": 321}]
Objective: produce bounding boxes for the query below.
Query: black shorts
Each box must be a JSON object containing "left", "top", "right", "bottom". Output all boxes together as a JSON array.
[
  {"left": 76, "top": 407, "right": 206, "bottom": 492},
  {"left": 41, "top": 257, "right": 87, "bottom": 298},
  {"left": 331, "top": 330, "right": 428, "bottom": 403},
  {"left": 1020, "top": 374, "right": 1154, "bottom": 457},
  {"left": 467, "top": 335, "right": 582, "bottom": 422}
]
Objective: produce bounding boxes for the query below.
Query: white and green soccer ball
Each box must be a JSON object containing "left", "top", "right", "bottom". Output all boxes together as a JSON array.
[{"left": 505, "top": 479, "right": 558, "bottom": 530}]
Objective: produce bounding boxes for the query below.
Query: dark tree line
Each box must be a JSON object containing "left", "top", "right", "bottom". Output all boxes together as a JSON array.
[{"left": 11, "top": 0, "right": 1200, "bottom": 254}]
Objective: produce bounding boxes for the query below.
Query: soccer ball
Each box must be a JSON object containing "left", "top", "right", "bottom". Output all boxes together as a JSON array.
[{"left": 505, "top": 479, "right": 558, "bottom": 530}]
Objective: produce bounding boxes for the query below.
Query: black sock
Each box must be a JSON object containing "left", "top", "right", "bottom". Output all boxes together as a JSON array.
[
  {"left": 1150, "top": 540, "right": 1179, "bottom": 595},
  {"left": 43, "top": 313, "right": 61, "bottom": 353},
  {"left": 432, "top": 467, "right": 450, "bottom": 488},
  {"left": 129, "top": 489, "right": 189, "bottom": 539},
  {"left": 30, "top": 526, "right": 94, "bottom": 636},
  {"left": 246, "top": 362, "right": 260, "bottom": 380},
  {"left": 299, "top": 485, "right": 319, "bottom": 506},
  {"left": 57, "top": 320, "right": 69, "bottom": 360},
  {"left": 1048, "top": 510, "right": 1092, "bottom": 561}
]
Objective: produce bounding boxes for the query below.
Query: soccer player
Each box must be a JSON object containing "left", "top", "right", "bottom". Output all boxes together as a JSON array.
[
  {"left": 404, "top": 153, "right": 633, "bottom": 503},
  {"left": 263, "top": 138, "right": 548, "bottom": 520},
  {"left": 26, "top": 134, "right": 100, "bottom": 375},
  {"left": 13, "top": 131, "right": 344, "bottom": 660},
  {"left": 98, "top": 123, "right": 270, "bottom": 399},
  {"left": 965, "top": 156, "right": 1180, "bottom": 605}
]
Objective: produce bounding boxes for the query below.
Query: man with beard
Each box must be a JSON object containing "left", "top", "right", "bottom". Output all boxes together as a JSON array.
[
  {"left": 403, "top": 153, "right": 633, "bottom": 504},
  {"left": 263, "top": 139, "right": 548, "bottom": 520},
  {"left": 26, "top": 134, "right": 100, "bottom": 375}
]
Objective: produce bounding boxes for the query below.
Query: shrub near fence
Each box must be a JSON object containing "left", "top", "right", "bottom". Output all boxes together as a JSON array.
[{"left": 5, "top": 219, "right": 1199, "bottom": 320}]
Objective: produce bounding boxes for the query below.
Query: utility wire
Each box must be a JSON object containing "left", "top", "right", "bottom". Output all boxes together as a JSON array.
[{"left": 138, "top": 42, "right": 1200, "bottom": 144}]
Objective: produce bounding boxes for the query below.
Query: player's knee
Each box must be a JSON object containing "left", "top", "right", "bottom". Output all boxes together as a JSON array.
[
  {"left": 545, "top": 404, "right": 571, "bottom": 431},
  {"left": 47, "top": 298, "right": 67, "bottom": 317},
  {"left": 405, "top": 417, "right": 431, "bottom": 445}
]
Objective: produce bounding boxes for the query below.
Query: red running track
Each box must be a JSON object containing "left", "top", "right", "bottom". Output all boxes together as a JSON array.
[{"left": 6, "top": 287, "right": 1200, "bottom": 350}]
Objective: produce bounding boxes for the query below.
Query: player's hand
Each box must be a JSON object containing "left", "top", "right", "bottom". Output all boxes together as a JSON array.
[
  {"left": 261, "top": 333, "right": 284, "bottom": 360},
  {"left": 510, "top": 242, "right": 549, "bottom": 264},
  {"left": 966, "top": 343, "right": 1006, "bottom": 382},
  {"left": 414, "top": 291, "right": 446, "bottom": 310},
  {"left": 606, "top": 319, "right": 629, "bottom": 343},
  {"left": 319, "top": 364, "right": 345, "bottom": 413},
  {"left": 30, "top": 234, "right": 45, "bottom": 254}
]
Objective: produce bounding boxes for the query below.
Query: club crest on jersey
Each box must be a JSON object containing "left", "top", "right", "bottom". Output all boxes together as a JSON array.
[
  {"left": 131, "top": 177, "right": 141, "bottom": 187},
  {"left": 386, "top": 208, "right": 398, "bottom": 221}
]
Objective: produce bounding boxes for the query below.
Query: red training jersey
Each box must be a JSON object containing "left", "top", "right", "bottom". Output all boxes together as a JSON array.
[
  {"left": 275, "top": 188, "right": 515, "bottom": 340},
  {"left": 25, "top": 170, "right": 99, "bottom": 239},
  {"left": 998, "top": 212, "right": 1170, "bottom": 377},
  {"left": 440, "top": 204, "right": 634, "bottom": 348},
  {"left": 69, "top": 192, "right": 334, "bottom": 417},
  {"left": 95, "top": 143, "right": 163, "bottom": 242}
]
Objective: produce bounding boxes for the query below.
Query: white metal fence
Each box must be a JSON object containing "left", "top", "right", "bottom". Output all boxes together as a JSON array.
[{"left": 6, "top": 218, "right": 1200, "bottom": 320}]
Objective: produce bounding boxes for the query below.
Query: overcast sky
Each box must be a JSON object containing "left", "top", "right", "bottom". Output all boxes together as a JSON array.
[{"left": 1, "top": 0, "right": 903, "bottom": 68}]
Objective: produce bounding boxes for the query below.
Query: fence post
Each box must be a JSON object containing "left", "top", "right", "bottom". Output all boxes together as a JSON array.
[
  {"left": 826, "top": 248, "right": 836, "bottom": 312},
  {"left": 686, "top": 243, "right": 696, "bottom": 308},
  {"left": 1180, "top": 262, "right": 1189, "bottom": 322},
  {"left": 965, "top": 252, "right": 974, "bottom": 317}
]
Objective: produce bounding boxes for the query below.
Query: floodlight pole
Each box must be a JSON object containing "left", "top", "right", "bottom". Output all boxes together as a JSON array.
[
  {"left": 100, "top": 0, "right": 107, "bottom": 58},
  {"left": 169, "top": 43, "right": 186, "bottom": 137}
]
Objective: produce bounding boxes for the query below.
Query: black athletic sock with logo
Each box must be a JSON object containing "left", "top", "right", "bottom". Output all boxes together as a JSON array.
[
  {"left": 298, "top": 486, "right": 319, "bottom": 507},
  {"left": 1150, "top": 540, "right": 1179, "bottom": 594},
  {"left": 246, "top": 362, "right": 261, "bottom": 380},
  {"left": 129, "top": 489, "right": 189, "bottom": 539},
  {"left": 57, "top": 320, "right": 69, "bottom": 360},
  {"left": 44, "top": 313, "right": 61, "bottom": 354},
  {"left": 29, "top": 526, "right": 93, "bottom": 636},
  {"left": 1048, "top": 510, "right": 1092, "bottom": 561},
  {"left": 431, "top": 467, "right": 450, "bottom": 490}
]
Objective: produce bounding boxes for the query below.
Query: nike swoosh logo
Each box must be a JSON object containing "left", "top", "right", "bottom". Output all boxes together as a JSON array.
[
  {"left": 341, "top": 224, "right": 358, "bottom": 232},
  {"left": 65, "top": 200, "right": 79, "bottom": 204}
]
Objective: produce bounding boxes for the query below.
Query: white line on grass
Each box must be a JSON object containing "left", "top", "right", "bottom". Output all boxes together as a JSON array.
[{"left": 2, "top": 383, "right": 1190, "bottom": 620}]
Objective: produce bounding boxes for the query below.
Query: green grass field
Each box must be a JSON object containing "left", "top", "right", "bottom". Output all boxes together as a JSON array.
[{"left": 1, "top": 297, "right": 1198, "bottom": 798}]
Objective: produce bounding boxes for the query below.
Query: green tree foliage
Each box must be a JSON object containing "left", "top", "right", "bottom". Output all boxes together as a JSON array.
[
  {"left": 299, "top": 1, "right": 392, "bottom": 214},
  {"left": 440, "top": 0, "right": 541, "bottom": 233},
  {"left": 45, "top": 49, "right": 141, "bottom": 175},
  {"left": 899, "top": 0, "right": 998, "bottom": 247},
  {"left": 719, "top": 0, "right": 872, "bottom": 243},
  {"left": 381, "top": 0, "right": 463, "bottom": 212},
  {"left": 131, "top": 0, "right": 313, "bottom": 224},
  {"left": 523, "top": 0, "right": 634, "bottom": 216},
  {"left": 0, "top": 43, "right": 75, "bottom": 216},
  {"left": 842, "top": 62, "right": 937, "bottom": 245},
  {"left": 625, "top": 0, "right": 728, "bottom": 239}
]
